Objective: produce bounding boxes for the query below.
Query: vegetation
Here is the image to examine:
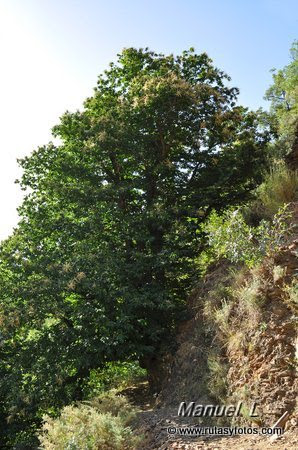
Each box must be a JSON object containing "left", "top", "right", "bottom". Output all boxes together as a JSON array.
[
  {"left": 284, "top": 280, "right": 298, "bottom": 312},
  {"left": 204, "top": 202, "right": 294, "bottom": 267},
  {"left": 83, "top": 362, "right": 146, "bottom": 399},
  {"left": 207, "top": 353, "right": 229, "bottom": 401},
  {"left": 38, "top": 391, "right": 141, "bottom": 449},
  {"left": 265, "top": 40, "right": 298, "bottom": 151},
  {"left": 0, "top": 42, "right": 297, "bottom": 447},
  {"left": 200, "top": 42, "right": 298, "bottom": 410},
  {"left": 256, "top": 163, "right": 298, "bottom": 217}
]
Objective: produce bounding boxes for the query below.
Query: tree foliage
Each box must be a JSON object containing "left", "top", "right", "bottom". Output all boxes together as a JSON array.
[
  {"left": 0, "top": 47, "right": 270, "bottom": 445},
  {"left": 265, "top": 40, "right": 298, "bottom": 154}
]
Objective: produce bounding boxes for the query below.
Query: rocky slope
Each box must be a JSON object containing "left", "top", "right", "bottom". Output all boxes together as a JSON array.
[{"left": 135, "top": 205, "right": 297, "bottom": 449}]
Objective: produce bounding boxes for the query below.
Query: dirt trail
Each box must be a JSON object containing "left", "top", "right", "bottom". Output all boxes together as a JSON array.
[
  {"left": 158, "top": 432, "right": 298, "bottom": 449},
  {"left": 128, "top": 382, "right": 298, "bottom": 449},
  {"left": 121, "top": 379, "right": 296, "bottom": 449}
]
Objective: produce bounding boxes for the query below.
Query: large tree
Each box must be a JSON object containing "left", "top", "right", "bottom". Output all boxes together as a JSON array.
[{"left": 0, "top": 48, "right": 269, "bottom": 445}]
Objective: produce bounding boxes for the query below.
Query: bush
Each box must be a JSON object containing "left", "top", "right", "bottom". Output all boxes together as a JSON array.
[
  {"left": 84, "top": 389, "right": 137, "bottom": 423},
  {"left": 205, "top": 204, "right": 293, "bottom": 267},
  {"left": 205, "top": 209, "right": 258, "bottom": 267},
  {"left": 38, "top": 391, "right": 141, "bottom": 450},
  {"left": 83, "top": 361, "right": 147, "bottom": 398}
]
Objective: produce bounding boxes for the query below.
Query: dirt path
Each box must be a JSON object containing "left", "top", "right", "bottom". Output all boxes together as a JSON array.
[
  {"left": 124, "top": 382, "right": 297, "bottom": 449},
  {"left": 158, "top": 432, "right": 298, "bottom": 449},
  {"left": 137, "top": 408, "right": 297, "bottom": 449},
  {"left": 138, "top": 411, "right": 297, "bottom": 449}
]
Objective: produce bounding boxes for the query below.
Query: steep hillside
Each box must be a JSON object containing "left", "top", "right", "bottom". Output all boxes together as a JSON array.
[
  {"left": 227, "top": 238, "right": 297, "bottom": 428},
  {"left": 136, "top": 204, "right": 298, "bottom": 449}
]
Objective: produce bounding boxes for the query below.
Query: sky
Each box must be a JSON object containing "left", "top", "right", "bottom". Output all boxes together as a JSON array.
[{"left": 0, "top": 0, "right": 297, "bottom": 241}]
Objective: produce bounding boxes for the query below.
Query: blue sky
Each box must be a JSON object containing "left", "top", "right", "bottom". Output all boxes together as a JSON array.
[{"left": 0, "top": 0, "right": 297, "bottom": 240}]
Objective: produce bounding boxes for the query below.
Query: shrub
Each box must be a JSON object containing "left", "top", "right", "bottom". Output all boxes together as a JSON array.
[
  {"left": 205, "top": 204, "right": 293, "bottom": 267},
  {"left": 205, "top": 209, "right": 258, "bottom": 267},
  {"left": 84, "top": 389, "right": 137, "bottom": 423},
  {"left": 38, "top": 391, "right": 141, "bottom": 450},
  {"left": 83, "top": 361, "right": 147, "bottom": 398}
]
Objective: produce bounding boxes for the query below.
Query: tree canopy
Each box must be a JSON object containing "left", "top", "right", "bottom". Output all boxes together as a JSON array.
[{"left": 265, "top": 40, "right": 298, "bottom": 164}]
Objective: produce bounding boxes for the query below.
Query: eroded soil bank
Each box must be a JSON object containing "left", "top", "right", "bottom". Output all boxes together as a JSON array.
[{"left": 131, "top": 209, "right": 297, "bottom": 449}]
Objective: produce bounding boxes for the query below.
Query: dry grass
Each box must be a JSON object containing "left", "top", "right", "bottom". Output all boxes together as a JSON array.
[
  {"left": 273, "top": 264, "right": 287, "bottom": 283},
  {"left": 207, "top": 353, "right": 228, "bottom": 401},
  {"left": 227, "top": 330, "right": 246, "bottom": 353},
  {"left": 257, "top": 164, "right": 298, "bottom": 219},
  {"left": 213, "top": 300, "right": 233, "bottom": 337},
  {"left": 283, "top": 279, "right": 298, "bottom": 312}
]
